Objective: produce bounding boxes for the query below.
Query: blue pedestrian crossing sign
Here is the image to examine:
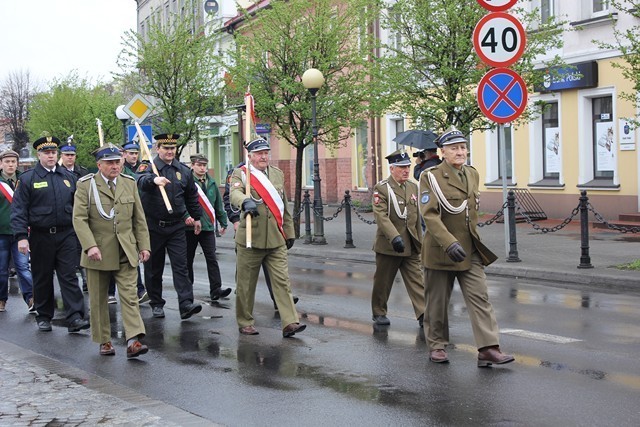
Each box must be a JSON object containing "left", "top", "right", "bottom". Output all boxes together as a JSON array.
[
  {"left": 127, "top": 125, "right": 153, "bottom": 147},
  {"left": 477, "top": 68, "right": 527, "bottom": 124}
]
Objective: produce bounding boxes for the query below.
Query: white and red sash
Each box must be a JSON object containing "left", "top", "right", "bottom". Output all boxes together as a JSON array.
[
  {"left": 240, "top": 164, "right": 286, "bottom": 239},
  {"left": 195, "top": 183, "right": 216, "bottom": 224},
  {"left": 0, "top": 182, "right": 13, "bottom": 203}
]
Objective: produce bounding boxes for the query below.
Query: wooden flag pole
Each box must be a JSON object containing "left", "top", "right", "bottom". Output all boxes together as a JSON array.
[
  {"left": 244, "top": 89, "right": 253, "bottom": 248},
  {"left": 96, "top": 119, "right": 105, "bottom": 147},
  {"left": 134, "top": 121, "right": 173, "bottom": 214}
]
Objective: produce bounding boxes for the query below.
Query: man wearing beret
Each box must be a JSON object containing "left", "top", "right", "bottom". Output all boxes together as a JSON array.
[
  {"left": 73, "top": 144, "right": 151, "bottom": 358},
  {"left": 136, "top": 133, "right": 202, "bottom": 320},
  {"left": 0, "top": 150, "right": 34, "bottom": 313},
  {"left": 11, "top": 134, "right": 89, "bottom": 332},
  {"left": 419, "top": 126, "right": 514, "bottom": 366},
  {"left": 229, "top": 138, "right": 305, "bottom": 338},
  {"left": 371, "top": 149, "right": 425, "bottom": 328},
  {"left": 186, "top": 154, "right": 231, "bottom": 301}
]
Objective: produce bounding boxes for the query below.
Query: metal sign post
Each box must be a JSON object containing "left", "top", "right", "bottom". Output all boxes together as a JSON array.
[{"left": 498, "top": 123, "right": 509, "bottom": 257}]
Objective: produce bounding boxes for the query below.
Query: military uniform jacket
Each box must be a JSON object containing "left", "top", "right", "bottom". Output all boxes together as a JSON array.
[
  {"left": 73, "top": 173, "right": 150, "bottom": 271},
  {"left": 11, "top": 163, "right": 77, "bottom": 241},
  {"left": 229, "top": 165, "right": 294, "bottom": 249},
  {"left": 137, "top": 157, "right": 201, "bottom": 222},
  {"left": 419, "top": 162, "right": 497, "bottom": 270},
  {"left": 372, "top": 176, "right": 421, "bottom": 257}
]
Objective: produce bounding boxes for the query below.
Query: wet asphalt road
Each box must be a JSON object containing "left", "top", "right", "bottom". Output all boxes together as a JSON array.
[{"left": 1, "top": 251, "right": 640, "bottom": 426}]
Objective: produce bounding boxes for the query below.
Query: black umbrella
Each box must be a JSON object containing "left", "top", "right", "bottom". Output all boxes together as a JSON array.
[{"left": 393, "top": 129, "right": 439, "bottom": 151}]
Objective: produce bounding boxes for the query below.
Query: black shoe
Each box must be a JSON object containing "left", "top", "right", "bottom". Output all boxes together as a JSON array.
[
  {"left": 37, "top": 319, "right": 52, "bottom": 332},
  {"left": 274, "top": 295, "right": 300, "bottom": 311},
  {"left": 180, "top": 303, "right": 202, "bottom": 320},
  {"left": 210, "top": 287, "right": 232, "bottom": 301},
  {"left": 68, "top": 318, "right": 90, "bottom": 333},
  {"left": 152, "top": 306, "right": 165, "bottom": 318},
  {"left": 293, "top": 296, "right": 299, "bottom": 304},
  {"left": 418, "top": 314, "right": 424, "bottom": 328},
  {"left": 372, "top": 315, "right": 390, "bottom": 326}
]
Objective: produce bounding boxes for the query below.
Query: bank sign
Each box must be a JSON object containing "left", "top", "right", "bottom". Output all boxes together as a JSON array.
[{"left": 535, "top": 61, "right": 598, "bottom": 93}]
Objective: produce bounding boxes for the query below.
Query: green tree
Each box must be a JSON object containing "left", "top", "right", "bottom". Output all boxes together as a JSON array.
[
  {"left": 117, "top": 0, "right": 223, "bottom": 158},
  {"left": 27, "top": 73, "right": 124, "bottom": 167},
  {"left": 593, "top": 1, "right": 640, "bottom": 127},
  {"left": 226, "top": 0, "right": 383, "bottom": 235},
  {"left": 379, "top": 0, "right": 567, "bottom": 135}
]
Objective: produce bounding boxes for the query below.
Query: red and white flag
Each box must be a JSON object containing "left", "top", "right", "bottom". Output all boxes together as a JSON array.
[{"left": 0, "top": 182, "right": 13, "bottom": 203}]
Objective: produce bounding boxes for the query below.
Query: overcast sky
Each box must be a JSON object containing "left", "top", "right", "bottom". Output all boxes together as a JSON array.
[{"left": 0, "top": 0, "right": 137, "bottom": 86}]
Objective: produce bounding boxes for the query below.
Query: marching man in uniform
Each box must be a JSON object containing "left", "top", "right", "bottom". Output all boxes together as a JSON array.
[
  {"left": 73, "top": 144, "right": 151, "bottom": 358},
  {"left": 419, "top": 127, "right": 514, "bottom": 366},
  {"left": 371, "top": 149, "right": 425, "bottom": 327}
]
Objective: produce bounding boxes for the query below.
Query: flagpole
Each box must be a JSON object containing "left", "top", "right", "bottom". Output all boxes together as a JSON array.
[
  {"left": 134, "top": 121, "right": 173, "bottom": 214},
  {"left": 244, "top": 88, "right": 253, "bottom": 249}
]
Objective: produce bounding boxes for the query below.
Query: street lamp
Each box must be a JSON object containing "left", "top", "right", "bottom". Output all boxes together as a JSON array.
[
  {"left": 115, "top": 105, "right": 130, "bottom": 145},
  {"left": 302, "top": 68, "right": 326, "bottom": 245}
]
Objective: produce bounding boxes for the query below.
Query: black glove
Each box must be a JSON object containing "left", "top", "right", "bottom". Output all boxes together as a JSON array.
[
  {"left": 242, "top": 198, "right": 259, "bottom": 218},
  {"left": 286, "top": 238, "right": 295, "bottom": 250},
  {"left": 391, "top": 236, "right": 405, "bottom": 253},
  {"left": 446, "top": 242, "right": 467, "bottom": 262}
]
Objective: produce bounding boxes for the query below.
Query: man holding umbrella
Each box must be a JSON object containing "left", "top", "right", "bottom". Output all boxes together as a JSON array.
[{"left": 393, "top": 129, "right": 440, "bottom": 181}]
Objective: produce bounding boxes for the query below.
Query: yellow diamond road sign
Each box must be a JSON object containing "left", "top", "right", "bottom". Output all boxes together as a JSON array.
[{"left": 123, "top": 94, "right": 153, "bottom": 122}]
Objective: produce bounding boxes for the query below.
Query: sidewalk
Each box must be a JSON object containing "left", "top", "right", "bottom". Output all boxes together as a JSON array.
[{"left": 217, "top": 204, "right": 640, "bottom": 294}]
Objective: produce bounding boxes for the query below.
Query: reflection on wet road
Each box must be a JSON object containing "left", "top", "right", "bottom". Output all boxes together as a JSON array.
[{"left": 2, "top": 251, "right": 640, "bottom": 425}]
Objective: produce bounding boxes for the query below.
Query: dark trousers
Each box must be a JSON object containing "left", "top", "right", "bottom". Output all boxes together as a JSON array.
[
  {"left": 145, "top": 222, "right": 194, "bottom": 310},
  {"left": 30, "top": 228, "right": 85, "bottom": 322},
  {"left": 186, "top": 229, "right": 222, "bottom": 296}
]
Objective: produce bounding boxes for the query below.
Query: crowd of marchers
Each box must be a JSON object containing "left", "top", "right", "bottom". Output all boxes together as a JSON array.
[{"left": 0, "top": 127, "right": 514, "bottom": 367}]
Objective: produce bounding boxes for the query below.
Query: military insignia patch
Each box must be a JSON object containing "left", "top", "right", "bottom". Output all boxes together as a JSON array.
[
  {"left": 63, "top": 179, "right": 71, "bottom": 188},
  {"left": 373, "top": 191, "right": 380, "bottom": 205},
  {"left": 34, "top": 181, "right": 48, "bottom": 189},
  {"left": 411, "top": 193, "right": 417, "bottom": 202},
  {"left": 136, "top": 164, "right": 149, "bottom": 173},
  {"left": 176, "top": 172, "right": 182, "bottom": 180},
  {"left": 420, "top": 192, "right": 430, "bottom": 204}
]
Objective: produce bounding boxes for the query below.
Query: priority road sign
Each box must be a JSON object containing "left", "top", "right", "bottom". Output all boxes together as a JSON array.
[
  {"left": 123, "top": 94, "right": 153, "bottom": 122},
  {"left": 476, "top": 0, "right": 518, "bottom": 12},
  {"left": 473, "top": 12, "right": 526, "bottom": 68},
  {"left": 477, "top": 68, "right": 527, "bottom": 124}
]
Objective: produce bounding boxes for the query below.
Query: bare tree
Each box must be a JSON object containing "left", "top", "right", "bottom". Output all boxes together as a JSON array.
[{"left": 0, "top": 70, "right": 34, "bottom": 153}]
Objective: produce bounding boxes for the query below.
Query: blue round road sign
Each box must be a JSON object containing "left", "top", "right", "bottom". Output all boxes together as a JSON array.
[{"left": 477, "top": 68, "right": 527, "bottom": 124}]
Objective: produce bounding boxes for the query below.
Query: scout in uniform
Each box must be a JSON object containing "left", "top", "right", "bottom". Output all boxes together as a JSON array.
[
  {"left": 73, "top": 144, "right": 151, "bottom": 358},
  {"left": 371, "top": 149, "right": 425, "bottom": 327},
  {"left": 419, "top": 127, "right": 514, "bottom": 366}
]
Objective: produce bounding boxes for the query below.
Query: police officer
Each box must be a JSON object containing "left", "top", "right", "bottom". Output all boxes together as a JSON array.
[
  {"left": 229, "top": 138, "right": 305, "bottom": 337},
  {"left": 137, "top": 133, "right": 202, "bottom": 320},
  {"left": 186, "top": 153, "right": 231, "bottom": 301},
  {"left": 371, "top": 149, "right": 425, "bottom": 327},
  {"left": 419, "top": 127, "right": 514, "bottom": 366},
  {"left": 11, "top": 135, "right": 89, "bottom": 332},
  {"left": 73, "top": 144, "right": 151, "bottom": 358}
]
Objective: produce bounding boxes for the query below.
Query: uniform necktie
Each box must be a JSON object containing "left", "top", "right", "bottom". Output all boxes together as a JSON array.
[
  {"left": 108, "top": 180, "right": 116, "bottom": 195},
  {"left": 458, "top": 170, "right": 467, "bottom": 188}
]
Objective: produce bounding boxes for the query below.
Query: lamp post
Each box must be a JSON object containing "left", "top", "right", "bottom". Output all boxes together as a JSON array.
[
  {"left": 302, "top": 68, "right": 326, "bottom": 245},
  {"left": 115, "top": 105, "right": 130, "bottom": 145}
]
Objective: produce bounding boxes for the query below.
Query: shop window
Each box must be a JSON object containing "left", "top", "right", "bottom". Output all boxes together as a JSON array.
[
  {"left": 542, "top": 102, "right": 560, "bottom": 179},
  {"left": 592, "top": 96, "right": 614, "bottom": 180}
]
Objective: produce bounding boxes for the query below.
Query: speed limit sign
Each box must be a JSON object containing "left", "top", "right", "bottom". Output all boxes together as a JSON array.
[
  {"left": 473, "top": 12, "right": 526, "bottom": 68},
  {"left": 476, "top": 0, "right": 518, "bottom": 12}
]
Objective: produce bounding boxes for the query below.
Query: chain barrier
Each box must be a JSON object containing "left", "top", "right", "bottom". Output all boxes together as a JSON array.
[
  {"left": 515, "top": 200, "right": 580, "bottom": 233},
  {"left": 587, "top": 202, "right": 640, "bottom": 233},
  {"left": 291, "top": 201, "right": 307, "bottom": 221},
  {"left": 477, "top": 201, "right": 507, "bottom": 227},
  {"left": 310, "top": 200, "right": 345, "bottom": 222},
  {"left": 348, "top": 201, "right": 377, "bottom": 225}
]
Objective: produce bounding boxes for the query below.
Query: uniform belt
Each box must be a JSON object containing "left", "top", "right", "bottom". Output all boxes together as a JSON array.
[
  {"left": 32, "top": 226, "right": 69, "bottom": 234},
  {"left": 158, "top": 219, "right": 182, "bottom": 227}
]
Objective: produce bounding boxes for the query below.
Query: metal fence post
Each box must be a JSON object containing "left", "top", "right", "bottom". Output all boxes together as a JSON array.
[
  {"left": 344, "top": 190, "right": 355, "bottom": 248},
  {"left": 507, "top": 190, "right": 521, "bottom": 262},
  {"left": 578, "top": 190, "right": 593, "bottom": 268},
  {"left": 303, "top": 190, "right": 312, "bottom": 244}
]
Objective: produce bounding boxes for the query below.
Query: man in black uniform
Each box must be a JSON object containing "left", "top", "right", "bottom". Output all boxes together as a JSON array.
[
  {"left": 11, "top": 135, "right": 89, "bottom": 332},
  {"left": 122, "top": 141, "right": 141, "bottom": 175},
  {"left": 137, "top": 133, "right": 202, "bottom": 320}
]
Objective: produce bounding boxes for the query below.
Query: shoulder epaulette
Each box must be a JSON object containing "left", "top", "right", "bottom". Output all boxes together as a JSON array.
[
  {"left": 465, "top": 164, "right": 477, "bottom": 171},
  {"left": 120, "top": 173, "right": 135, "bottom": 181},
  {"left": 377, "top": 179, "right": 389, "bottom": 186},
  {"left": 78, "top": 173, "right": 95, "bottom": 182},
  {"left": 269, "top": 165, "right": 283, "bottom": 173}
]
